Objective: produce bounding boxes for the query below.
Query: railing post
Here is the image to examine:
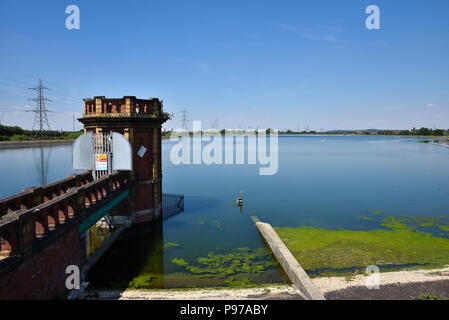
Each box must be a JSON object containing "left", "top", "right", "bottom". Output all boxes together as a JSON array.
[
  {"left": 0, "top": 217, "right": 19, "bottom": 258},
  {"left": 30, "top": 187, "right": 44, "bottom": 208}
]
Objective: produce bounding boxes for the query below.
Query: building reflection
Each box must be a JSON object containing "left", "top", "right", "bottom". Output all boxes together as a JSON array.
[{"left": 87, "top": 219, "right": 165, "bottom": 289}]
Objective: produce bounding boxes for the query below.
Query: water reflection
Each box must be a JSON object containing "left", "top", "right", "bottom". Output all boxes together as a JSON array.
[
  {"left": 0, "top": 142, "right": 77, "bottom": 198},
  {"left": 32, "top": 145, "right": 52, "bottom": 186},
  {"left": 88, "top": 220, "right": 164, "bottom": 289}
]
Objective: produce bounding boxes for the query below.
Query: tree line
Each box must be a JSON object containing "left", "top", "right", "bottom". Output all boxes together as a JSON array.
[
  {"left": 278, "top": 127, "right": 448, "bottom": 136},
  {"left": 0, "top": 124, "right": 83, "bottom": 141}
]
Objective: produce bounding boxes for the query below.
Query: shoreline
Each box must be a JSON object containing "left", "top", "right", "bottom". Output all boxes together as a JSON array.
[
  {"left": 85, "top": 266, "right": 449, "bottom": 300},
  {"left": 0, "top": 139, "right": 74, "bottom": 149},
  {"left": 163, "top": 134, "right": 449, "bottom": 139},
  {"left": 2, "top": 135, "right": 447, "bottom": 146}
]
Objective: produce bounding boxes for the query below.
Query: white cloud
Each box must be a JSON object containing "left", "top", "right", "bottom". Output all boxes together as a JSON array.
[{"left": 11, "top": 104, "right": 33, "bottom": 111}]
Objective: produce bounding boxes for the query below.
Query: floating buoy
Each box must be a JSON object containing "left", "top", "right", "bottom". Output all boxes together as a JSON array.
[{"left": 236, "top": 191, "right": 243, "bottom": 206}]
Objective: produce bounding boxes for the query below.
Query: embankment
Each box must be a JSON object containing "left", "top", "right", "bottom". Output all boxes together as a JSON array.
[{"left": 0, "top": 140, "right": 74, "bottom": 149}]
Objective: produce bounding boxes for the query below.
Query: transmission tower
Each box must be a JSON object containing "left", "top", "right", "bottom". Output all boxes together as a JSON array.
[
  {"left": 0, "top": 112, "right": 4, "bottom": 125},
  {"left": 180, "top": 109, "right": 189, "bottom": 130},
  {"left": 27, "top": 79, "right": 52, "bottom": 134}
]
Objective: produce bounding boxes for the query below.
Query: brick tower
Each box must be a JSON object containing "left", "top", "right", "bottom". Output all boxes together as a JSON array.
[{"left": 79, "top": 96, "right": 169, "bottom": 223}]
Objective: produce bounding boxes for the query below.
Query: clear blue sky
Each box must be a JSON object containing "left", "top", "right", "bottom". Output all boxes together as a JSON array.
[{"left": 0, "top": 0, "right": 448, "bottom": 131}]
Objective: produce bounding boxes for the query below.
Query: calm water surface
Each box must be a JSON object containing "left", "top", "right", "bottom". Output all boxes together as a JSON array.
[{"left": 1, "top": 136, "right": 449, "bottom": 288}]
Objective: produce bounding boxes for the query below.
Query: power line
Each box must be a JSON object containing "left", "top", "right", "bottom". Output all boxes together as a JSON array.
[
  {"left": 26, "top": 79, "right": 52, "bottom": 133},
  {"left": 46, "top": 89, "right": 82, "bottom": 102},
  {"left": 47, "top": 101, "right": 80, "bottom": 112},
  {"left": 0, "top": 74, "right": 34, "bottom": 87},
  {"left": 0, "top": 74, "right": 82, "bottom": 112},
  {"left": 0, "top": 90, "right": 30, "bottom": 99},
  {"left": 0, "top": 82, "right": 29, "bottom": 90}
]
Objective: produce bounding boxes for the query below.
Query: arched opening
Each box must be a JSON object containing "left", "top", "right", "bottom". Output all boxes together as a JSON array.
[
  {"left": 35, "top": 217, "right": 48, "bottom": 237},
  {"left": 67, "top": 203, "right": 75, "bottom": 218},
  {"left": 0, "top": 235, "right": 12, "bottom": 259},
  {"left": 58, "top": 206, "right": 68, "bottom": 223},
  {"left": 48, "top": 212, "right": 58, "bottom": 231}
]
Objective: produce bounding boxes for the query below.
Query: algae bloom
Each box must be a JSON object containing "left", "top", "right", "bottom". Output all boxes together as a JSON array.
[
  {"left": 171, "top": 247, "right": 278, "bottom": 278},
  {"left": 276, "top": 213, "right": 449, "bottom": 273}
]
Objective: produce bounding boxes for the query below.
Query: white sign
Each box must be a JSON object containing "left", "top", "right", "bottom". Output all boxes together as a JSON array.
[
  {"left": 95, "top": 154, "right": 108, "bottom": 170},
  {"left": 137, "top": 146, "right": 147, "bottom": 158}
]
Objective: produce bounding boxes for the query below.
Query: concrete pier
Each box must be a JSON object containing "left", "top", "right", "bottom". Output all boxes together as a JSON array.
[{"left": 252, "top": 217, "right": 325, "bottom": 300}]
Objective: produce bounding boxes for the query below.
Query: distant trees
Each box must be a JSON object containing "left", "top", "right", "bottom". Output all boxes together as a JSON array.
[
  {"left": 377, "top": 127, "right": 446, "bottom": 136},
  {"left": 278, "top": 127, "right": 447, "bottom": 136},
  {"left": 0, "top": 124, "right": 83, "bottom": 141}
]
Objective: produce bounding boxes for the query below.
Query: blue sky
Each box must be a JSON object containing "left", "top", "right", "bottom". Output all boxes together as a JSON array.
[{"left": 0, "top": 0, "right": 448, "bottom": 131}]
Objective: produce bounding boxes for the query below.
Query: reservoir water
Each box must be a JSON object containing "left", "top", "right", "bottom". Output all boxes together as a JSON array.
[{"left": 1, "top": 136, "right": 449, "bottom": 288}]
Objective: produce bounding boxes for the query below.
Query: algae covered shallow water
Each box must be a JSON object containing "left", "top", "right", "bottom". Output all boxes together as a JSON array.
[
  {"left": 87, "top": 135, "right": 449, "bottom": 289},
  {"left": 1, "top": 136, "right": 448, "bottom": 288}
]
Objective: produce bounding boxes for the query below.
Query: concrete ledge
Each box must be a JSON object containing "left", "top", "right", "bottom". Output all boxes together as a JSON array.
[{"left": 253, "top": 219, "right": 325, "bottom": 300}]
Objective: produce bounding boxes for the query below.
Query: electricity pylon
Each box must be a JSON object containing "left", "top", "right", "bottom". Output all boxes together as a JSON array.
[
  {"left": 27, "top": 79, "right": 52, "bottom": 134},
  {"left": 180, "top": 109, "right": 189, "bottom": 130}
]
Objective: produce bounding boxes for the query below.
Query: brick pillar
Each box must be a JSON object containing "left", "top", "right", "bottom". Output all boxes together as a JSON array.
[
  {"left": 95, "top": 97, "right": 103, "bottom": 115},
  {"left": 78, "top": 96, "right": 168, "bottom": 225}
]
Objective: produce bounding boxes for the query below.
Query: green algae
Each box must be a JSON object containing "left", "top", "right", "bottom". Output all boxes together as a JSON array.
[
  {"left": 357, "top": 216, "right": 377, "bottom": 222},
  {"left": 214, "top": 221, "right": 222, "bottom": 229},
  {"left": 171, "top": 247, "right": 278, "bottom": 279},
  {"left": 276, "top": 226, "right": 449, "bottom": 270},
  {"left": 378, "top": 215, "right": 449, "bottom": 234},
  {"left": 418, "top": 294, "right": 449, "bottom": 300},
  {"left": 364, "top": 209, "right": 386, "bottom": 215},
  {"left": 276, "top": 211, "right": 449, "bottom": 272},
  {"left": 164, "top": 242, "right": 180, "bottom": 249},
  {"left": 172, "top": 258, "right": 189, "bottom": 266},
  {"left": 225, "top": 276, "right": 254, "bottom": 287},
  {"left": 128, "top": 274, "right": 156, "bottom": 289}
]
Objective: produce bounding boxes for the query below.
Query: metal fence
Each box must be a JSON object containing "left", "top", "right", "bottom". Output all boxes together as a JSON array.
[{"left": 162, "top": 193, "right": 184, "bottom": 221}]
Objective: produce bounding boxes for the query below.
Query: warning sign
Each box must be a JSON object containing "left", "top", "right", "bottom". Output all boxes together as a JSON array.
[{"left": 95, "top": 154, "right": 108, "bottom": 171}]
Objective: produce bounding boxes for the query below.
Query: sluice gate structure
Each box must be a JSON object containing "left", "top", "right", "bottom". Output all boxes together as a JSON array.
[{"left": 0, "top": 96, "right": 175, "bottom": 299}]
